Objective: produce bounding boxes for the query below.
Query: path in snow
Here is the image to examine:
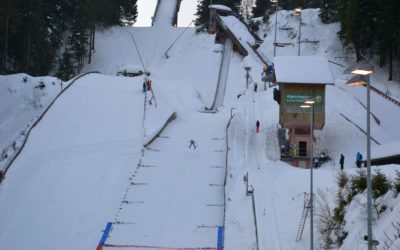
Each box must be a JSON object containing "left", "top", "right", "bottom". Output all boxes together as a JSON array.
[{"left": 105, "top": 112, "right": 228, "bottom": 249}]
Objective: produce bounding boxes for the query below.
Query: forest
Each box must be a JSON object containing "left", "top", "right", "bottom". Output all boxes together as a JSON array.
[{"left": 0, "top": 0, "right": 137, "bottom": 79}]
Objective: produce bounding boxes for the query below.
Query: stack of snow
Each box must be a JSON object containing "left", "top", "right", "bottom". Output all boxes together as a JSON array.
[{"left": 0, "top": 74, "right": 63, "bottom": 174}]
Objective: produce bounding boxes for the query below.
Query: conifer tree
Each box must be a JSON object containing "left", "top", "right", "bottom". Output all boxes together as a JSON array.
[
  {"left": 195, "top": 0, "right": 212, "bottom": 31},
  {"left": 57, "top": 49, "right": 75, "bottom": 81},
  {"left": 119, "top": 0, "right": 138, "bottom": 26},
  {"left": 319, "top": 0, "right": 338, "bottom": 24},
  {"left": 252, "top": 0, "right": 272, "bottom": 18}
]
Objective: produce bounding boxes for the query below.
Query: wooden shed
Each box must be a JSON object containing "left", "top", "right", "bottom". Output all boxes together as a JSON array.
[{"left": 274, "top": 56, "right": 334, "bottom": 167}]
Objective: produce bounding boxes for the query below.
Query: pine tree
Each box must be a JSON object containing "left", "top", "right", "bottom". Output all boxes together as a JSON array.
[
  {"left": 252, "top": 0, "right": 272, "bottom": 18},
  {"left": 195, "top": 0, "right": 212, "bottom": 31},
  {"left": 118, "top": 0, "right": 138, "bottom": 26},
  {"left": 377, "top": 0, "right": 398, "bottom": 80},
  {"left": 319, "top": 0, "right": 338, "bottom": 24},
  {"left": 57, "top": 49, "right": 75, "bottom": 80},
  {"left": 67, "top": 1, "right": 89, "bottom": 73},
  {"left": 239, "top": 0, "right": 255, "bottom": 20}
]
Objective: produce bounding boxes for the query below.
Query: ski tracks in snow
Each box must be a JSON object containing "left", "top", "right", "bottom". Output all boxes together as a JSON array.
[{"left": 106, "top": 112, "right": 228, "bottom": 249}]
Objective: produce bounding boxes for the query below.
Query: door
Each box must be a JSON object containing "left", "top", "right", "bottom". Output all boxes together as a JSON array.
[{"left": 299, "top": 141, "right": 307, "bottom": 157}]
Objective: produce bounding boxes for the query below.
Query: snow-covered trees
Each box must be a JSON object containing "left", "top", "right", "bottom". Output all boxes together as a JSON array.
[
  {"left": 0, "top": 0, "right": 138, "bottom": 77},
  {"left": 318, "top": 0, "right": 338, "bottom": 24}
]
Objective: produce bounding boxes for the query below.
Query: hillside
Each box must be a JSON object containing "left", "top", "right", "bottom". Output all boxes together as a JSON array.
[{"left": 0, "top": 7, "right": 399, "bottom": 250}]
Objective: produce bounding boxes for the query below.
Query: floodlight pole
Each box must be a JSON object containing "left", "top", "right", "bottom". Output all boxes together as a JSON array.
[
  {"left": 310, "top": 102, "right": 314, "bottom": 250},
  {"left": 366, "top": 75, "right": 372, "bottom": 250},
  {"left": 298, "top": 11, "right": 302, "bottom": 56},
  {"left": 274, "top": 0, "right": 278, "bottom": 57}
]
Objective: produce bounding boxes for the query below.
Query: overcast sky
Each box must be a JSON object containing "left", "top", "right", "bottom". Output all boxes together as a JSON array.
[{"left": 135, "top": 0, "right": 198, "bottom": 27}]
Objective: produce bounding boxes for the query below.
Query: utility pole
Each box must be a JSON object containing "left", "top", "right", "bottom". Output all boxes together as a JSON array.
[{"left": 245, "top": 66, "right": 251, "bottom": 89}]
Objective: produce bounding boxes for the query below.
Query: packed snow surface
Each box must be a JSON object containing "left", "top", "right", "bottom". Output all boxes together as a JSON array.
[{"left": 0, "top": 7, "right": 400, "bottom": 250}]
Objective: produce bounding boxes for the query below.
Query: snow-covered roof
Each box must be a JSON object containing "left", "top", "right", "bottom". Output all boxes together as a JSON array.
[
  {"left": 208, "top": 4, "right": 232, "bottom": 12},
  {"left": 370, "top": 141, "right": 400, "bottom": 160},
  {"left": 274, "top": 56, "right": 334, "bottom": 85},
  {"left": 220, "top": 15, "right": 255, "bottom": 46}
]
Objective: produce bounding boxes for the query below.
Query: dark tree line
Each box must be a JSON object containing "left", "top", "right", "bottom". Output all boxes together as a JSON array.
[
  {"left": 0, "top": 0, "right": 138, "bottom": 80},
  {"left": 338, "top": 0, "right": 400, "bottom": 80},
  {"left": 196, "top": 0, "right": 400, "bottom": 81}
]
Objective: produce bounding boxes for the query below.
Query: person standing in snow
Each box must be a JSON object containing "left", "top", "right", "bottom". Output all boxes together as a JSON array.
[
  {"left": 146, "top": 79, "right": 152, "bottom": 91},
  {"left": 142, "top": 80, "right": 146, "bottom": 93},
  {"left": 340, "top": 154, "right": 345, "bottom": 170},
  {"left": 356, "top": 152, "right": 362, "bottom": 168},
  {"left": 188, "top": 139, "right": 197, "bottom": 150},
  {"left": 254, "top": 83, "right": 258, "bottom": 92},
  {"left": 293, "top": 145, "right": 297, "bottom": 157},
  {"left": 256, "top": 120, "right": 260, "bottom": 133}
]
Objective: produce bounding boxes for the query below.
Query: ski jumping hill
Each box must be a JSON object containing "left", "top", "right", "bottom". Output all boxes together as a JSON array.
[{"left": 0, "top": 6, "right": 400, "bottom": 250}]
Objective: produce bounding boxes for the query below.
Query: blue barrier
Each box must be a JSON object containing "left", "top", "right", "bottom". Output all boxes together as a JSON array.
[
  {"left": 97, "top": 222, "right": 112, "bottom": 249},
  {"left": 217, "top": 226, "right": 224, "bottom": 249}
]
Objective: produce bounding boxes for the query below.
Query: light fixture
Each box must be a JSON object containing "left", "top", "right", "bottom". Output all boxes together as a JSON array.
[
  {"left": 345, "top": 74, "right": 368, "bottom": 87},
  {"left": 300, "top": 104, "right": 311, "bottom": 108},
  {"left": 344, "top": 64, "right": 374, "bottom": 76},
  {"left": 344, "top": 62, "right": 375, "bottom": 250}
]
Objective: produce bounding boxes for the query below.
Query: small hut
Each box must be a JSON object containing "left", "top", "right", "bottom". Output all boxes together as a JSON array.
[{"left": 274, "top": 56, "right": 334, "bottom": 167}]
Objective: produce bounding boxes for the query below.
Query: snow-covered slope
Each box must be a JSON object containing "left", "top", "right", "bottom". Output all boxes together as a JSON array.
[
  {"left": 0, "top": 74, "right": 64, "bottom": 173},
  {"left": 0, "top": 7, "right": 399, "bottom": 250}
]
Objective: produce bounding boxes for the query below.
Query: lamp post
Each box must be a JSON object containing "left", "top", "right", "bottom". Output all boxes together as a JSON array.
[
  {"left": 301, "top": 98, "right": 315, "bottom": 250},
  {"left": 345, "top": 64, "right": 374, "bottom": 250},
  {"left": 271, "top": 0, "right": 278, "bottom": 57},
  {"left": 294, "top": 8, "right": 302, "bottom": 56}
]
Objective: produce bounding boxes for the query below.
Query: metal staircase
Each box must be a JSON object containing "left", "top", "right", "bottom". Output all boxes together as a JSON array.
[{"left": 296, "top": 193, "right": 311, "bottom": 241}]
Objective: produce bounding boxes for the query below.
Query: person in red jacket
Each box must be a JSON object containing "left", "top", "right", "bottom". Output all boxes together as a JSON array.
[{"left": 146, "top": 79, "right": 152, "bottom": 91}]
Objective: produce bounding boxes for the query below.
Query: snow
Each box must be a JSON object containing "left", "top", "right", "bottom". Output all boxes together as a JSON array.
[
  {"left": 274, "top": 56, "right": 334, "bottom": 84},
  {"left": 209, "top": 4, "right": 232, "bottom": 12},
  {"left": 220, "top": 15, "right": 256, "bottom": 46},
  {"left": 0, "top": 74, "right": 64, "bottom": 172},
  {"left": 1, "top": 6, "right": 400, "bottom": 250},
  {"left": 370, "top": 141, "right": 400, "bottom": 160}
]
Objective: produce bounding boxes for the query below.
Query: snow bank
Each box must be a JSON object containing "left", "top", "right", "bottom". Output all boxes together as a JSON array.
[{"left": 0, "top": 74, "right": 64, "bottom": 172}]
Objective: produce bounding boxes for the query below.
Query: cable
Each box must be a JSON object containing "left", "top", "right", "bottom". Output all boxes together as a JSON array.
[
  {"left": 125, "top": 30, "right": 148, "bottom": 75},
  {"left": 164, "top": 21, "right": 193, "bottom": 58}
]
